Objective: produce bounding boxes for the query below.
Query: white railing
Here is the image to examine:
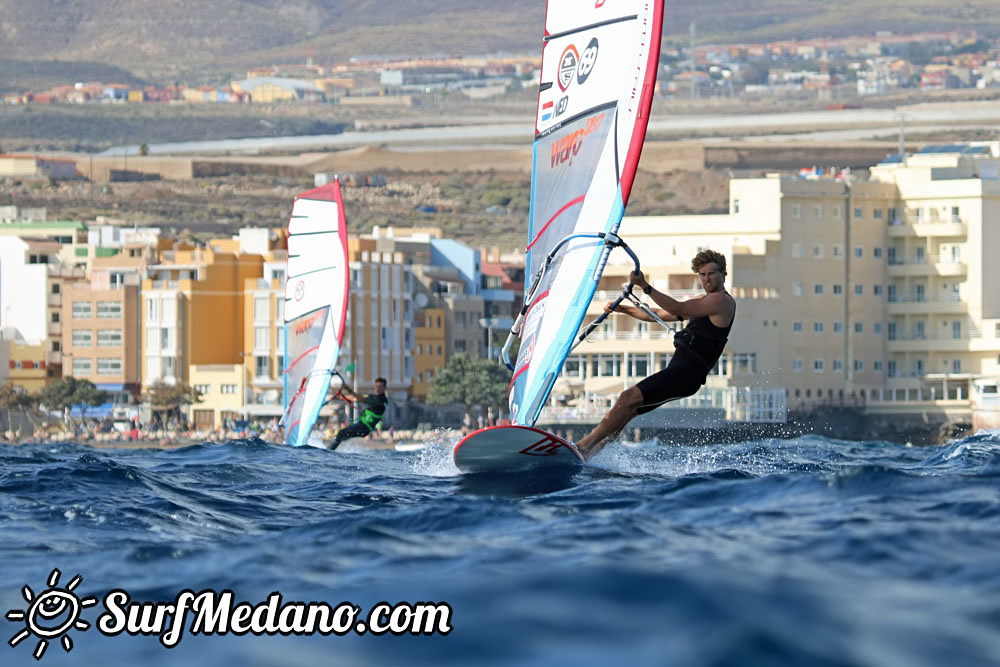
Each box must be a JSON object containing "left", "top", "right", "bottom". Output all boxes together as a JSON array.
[{"left": 538, "top": 387, "right": 788, "bottom": 424}]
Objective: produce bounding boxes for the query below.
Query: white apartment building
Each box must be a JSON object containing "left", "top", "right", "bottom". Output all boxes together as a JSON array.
[{"left": 545, "top": 142, "right": 1000, "bottom": 422}]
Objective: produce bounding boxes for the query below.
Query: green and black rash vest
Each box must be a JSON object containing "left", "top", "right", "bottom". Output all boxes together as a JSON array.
[{"left": 359, "top": 393, "right": 388, "bottom": 430}]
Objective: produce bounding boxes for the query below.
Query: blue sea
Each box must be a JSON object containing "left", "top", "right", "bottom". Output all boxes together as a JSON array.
[{"left": 2, "top": 430, "right": 999, "bottom": 667}]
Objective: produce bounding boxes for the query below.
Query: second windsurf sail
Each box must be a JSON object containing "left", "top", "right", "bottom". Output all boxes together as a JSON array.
[{"left": 281, "top": 180, "right": 350, "bottom": 447}]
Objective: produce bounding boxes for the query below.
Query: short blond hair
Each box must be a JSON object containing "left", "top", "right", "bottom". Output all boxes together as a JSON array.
[{"left": 692, "top": 249, "right": 727, "bottom": 273}]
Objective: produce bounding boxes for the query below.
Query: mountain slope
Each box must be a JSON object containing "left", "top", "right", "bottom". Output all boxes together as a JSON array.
[{"left": 0, "top": 0, "right": 994, "bottom": 83}]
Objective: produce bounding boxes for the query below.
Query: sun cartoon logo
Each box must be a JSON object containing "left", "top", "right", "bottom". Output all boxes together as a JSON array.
[{"left": 6, "top": 568, "right": 97, "bottom": 660}]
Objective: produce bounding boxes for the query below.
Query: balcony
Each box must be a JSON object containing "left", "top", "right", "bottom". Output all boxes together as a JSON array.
[
  {"left": 887, "top": 332, "right": 982, "bottom": 352},
  {"left": 886, "top": 257, "right": 966, "bottom": 278},
  {"left": 886, "top": 296, "right": 966, "bottom": 315},
  {"left": 887, "top": 218, "right": 966, "bottom": 238}
]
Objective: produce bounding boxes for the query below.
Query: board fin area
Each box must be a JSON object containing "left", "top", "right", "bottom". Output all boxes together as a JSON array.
[{"left": 453, "top": 425, "right": 584, "bottom": 474}]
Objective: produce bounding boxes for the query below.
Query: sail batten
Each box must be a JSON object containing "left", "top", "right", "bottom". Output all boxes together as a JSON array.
[
  {"left": 507, "top": 0, "right": 663, "bottom": 426},
  {"left": 281, "top": 180, "right": 350, "bottom": 447}
]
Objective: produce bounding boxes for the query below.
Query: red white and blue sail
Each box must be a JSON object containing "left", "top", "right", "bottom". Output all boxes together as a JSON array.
[
  {"left": 508, "top": 0, "right": 663, "bottom": 425},
  {"left": 282, "top": 181, "right": 350, "bottom": 447}
]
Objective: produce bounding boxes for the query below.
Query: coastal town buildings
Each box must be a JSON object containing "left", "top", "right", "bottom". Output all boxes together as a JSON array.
[{"left": 546, "top": 142, "right": 1000, "bottom": 431}]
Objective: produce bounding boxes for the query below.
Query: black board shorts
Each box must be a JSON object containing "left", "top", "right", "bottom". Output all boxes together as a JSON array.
[{"left": 635, "top": 352, "right": 708, "bottom": 415}]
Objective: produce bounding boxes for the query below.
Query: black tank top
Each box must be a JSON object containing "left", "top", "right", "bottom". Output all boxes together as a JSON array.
[{"left": 673, "top": 307, "right": 735, "bottom": 370}]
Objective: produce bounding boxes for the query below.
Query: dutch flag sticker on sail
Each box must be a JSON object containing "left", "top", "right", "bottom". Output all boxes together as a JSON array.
[{"left": 541, "top": 100, "right": 554, "bottom": 121}]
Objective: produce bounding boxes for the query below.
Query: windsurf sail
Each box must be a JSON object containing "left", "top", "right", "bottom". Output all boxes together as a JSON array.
[
  {"left": 504, "top": 0, "right": 664, "bottom": 426},
  {"left": 281, "top": 180, "right": 350, "bottom": 447}
]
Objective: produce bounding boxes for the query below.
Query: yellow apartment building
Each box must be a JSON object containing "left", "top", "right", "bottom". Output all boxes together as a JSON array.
[
  {"left": 413, "top": 307, "right": 447, "bottom": 401},
  {"left": 142, "top": 246, "right": 264, "bottom": 393},
  {"left": 189, "top": 364, "right": 246, "bottom": 432}
]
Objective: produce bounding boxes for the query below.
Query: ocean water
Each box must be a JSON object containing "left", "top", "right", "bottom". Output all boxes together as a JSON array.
[{"left": 2, "top": 430, "right": 999, "bottom": 667}]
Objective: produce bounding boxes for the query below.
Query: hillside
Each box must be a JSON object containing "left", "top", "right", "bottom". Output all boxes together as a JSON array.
[{"left": 0, "top": 0, "right": 997, "bottom": 89}]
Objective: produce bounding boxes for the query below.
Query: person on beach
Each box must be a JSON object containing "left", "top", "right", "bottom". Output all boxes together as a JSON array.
[
  {"left": 328, "top": 377, "right": 388, "bottom": 450},
  {"left": 575, "top": 249, "right": 736, "bottom": 461}
]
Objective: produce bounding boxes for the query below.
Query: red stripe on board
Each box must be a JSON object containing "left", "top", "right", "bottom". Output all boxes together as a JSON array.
[{"left": 526, "top": 195, "right": 585, "bottom": 251}]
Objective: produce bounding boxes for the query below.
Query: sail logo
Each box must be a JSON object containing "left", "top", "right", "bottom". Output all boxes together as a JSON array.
[
  {"left": 577, "top": 38, "right": 599, "bottom": 85},
  {"left": 556, "top": 96, "right": 569, "bottom": 117},
  {"left": 557, "top": 45, "right": 579, "bottom": 91},
  {"left": 550, "top": 112, "right": 606, "bottom": 168},
  {"left": 519, "top": 437, "right": 566, "bottom": 457},
  {"left": 294, "top": 280, "right": 305, "bottom": 301},
  {"left": 294, "top": 312, "right": 323, "bottom": 335}
]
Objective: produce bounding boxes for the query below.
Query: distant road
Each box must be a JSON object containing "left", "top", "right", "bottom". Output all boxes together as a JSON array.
[{"left": 101, "top": 100, "right": 1000, "bottom": 157}]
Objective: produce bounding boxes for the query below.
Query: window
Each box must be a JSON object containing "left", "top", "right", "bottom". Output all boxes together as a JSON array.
[
  {"left": 254, "top": 326, "right": 269, "bottom": 351},
  {"left": 814, "top": 284, "right": 824, "bottom": 295},
  {"left": 72, "top": 330, "right": 93, "bottom": 347},
  {"left": 51, "top": 283, "right": 61, "bottom": 295},
  {"left": 793, "top": 359, "right": 803, "bottom": 372},
  {"left": 793, "top": 283, "right": 803, "bottom": 296},
  {"left": 96, "top": 358, "right": 121, "bottom": 375},
  {"left": 887, "top": 360, "right": 897, "bottom": 377},
  {"left": 791, "top": 204, "right": 802, "bottom": 219},
  {"left": 952, "top": 360, "right": 961, "bottom": 374},
  {"left": 854, "top": 322, "right": 863, "bottom": 334},
  {"left": 874, "top": 247, "right": 883, "bottom": 259},
  {"left": 952, "top": 320, "right": 961, "bottom": 339},
  {"left": 854, "top": 360, "right": 864, "bottom": 372},
  {"left": 793, "top": 321, "right": 803, "bottom": 333},
  {"left": 874, "top": 285, "right": 883, "bottom": 296},
  {"left": 97, "top": 330, "right": 122, "bottom": 347},
  {"left": 833, "top": 284, "right": 843, "bottom": 295},
  {"left": 854, "top": 284, "right": 863, "bottom": 296},
  {"left": 873, "top": 208, "right": 884, "bottom": 219},
  {"left": 887, "top": 322, "right": 897, "bottom": 340},
  {"left": 814, "top": 205, "right": 823, "bottom": 219},
  {"left": 813, "top": 245, "right": 824, "bottom": 259},
  {"left": 853, "top": 207, "right": 863, "bottom": 219},
  {"left": 833, "top": 205, "right": 842, "bottom": 218},
  {"left": 221, "top": 384, "right": 238, "bottom": 395},
  {"left": 792, "top": 243, "right": 803, "bottom": 258},
  {"left": 888, "top": 208, "right": 898, "bottom": 224},
  {"left": 854, "top": 246, "right": 864, "bottom": 259},
  {"left": 733, "top": 198, "right": 740, "bottom": 213},
  {"left": 194, "top": 384, "right": 210, "bottom": 395},
  {"left": 51, "top": 312, "right": 60, "bottom": 323},
  {"left": 96, "top": 301, "right": 122, "bottom": 319},
  {"left": 146, "top": 297, "right": 157, "bottom": 322},
  {"left": 833, "top": 322, "right": 843, "bottom": 333},
  {"left": 733, "top": 353, "right": 757, "bottom": 374},
  {"left": 833, "top": 245, "right": 844, "bottom": 259},
  {"left": 814, "top": 322, "right": 824, "bottom": 333},
  {"left": 874, "top": 322, "right": 883, "bottom": 334},
  {"left": 72, "top": 302, "right": 93, "bottom": 319},
  {"left": 254, "top": 296, "right": 269, "bottom": 322},
  {"left": 814, "top": 359, "right": 824, "bottom": 372},
  {"left": 874, "top": 360, "right": 883, "bottom": 372},
  {"left": 254, "top": 355, "right": 270, "bottom": 379},
  {"left": 833, "top": 359, "right": 844, "bottom": 372},
  {"left": 72, "top": 357, "right": 92, "bottom": 376}
]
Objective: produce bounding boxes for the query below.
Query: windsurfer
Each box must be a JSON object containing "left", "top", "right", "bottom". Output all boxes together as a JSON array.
[
  {"left": 329, "top": 377, "right": 388, "bottom": 450},
  {"left": 575, "top": 250, "right": 736, "bottom": 461}
]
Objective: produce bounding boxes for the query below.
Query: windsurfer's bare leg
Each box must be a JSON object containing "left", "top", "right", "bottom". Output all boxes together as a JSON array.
[{"left": 575, "top": 386, "right": 644, "bottom": 461}]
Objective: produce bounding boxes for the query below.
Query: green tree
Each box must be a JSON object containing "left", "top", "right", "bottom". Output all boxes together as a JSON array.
[
  {"left": 426, "top": 353, "right": 511, "bottom": 423},
  {"left": 142, "top": 381, "right": 202, "bottom": 427},
  {"left": 38, "top": 377, "right": 109, "bottom": 421}
]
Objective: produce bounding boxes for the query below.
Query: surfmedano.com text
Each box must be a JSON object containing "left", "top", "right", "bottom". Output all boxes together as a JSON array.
[{"left": 98, "top": 589, "right": 453, "bottom": 647}]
